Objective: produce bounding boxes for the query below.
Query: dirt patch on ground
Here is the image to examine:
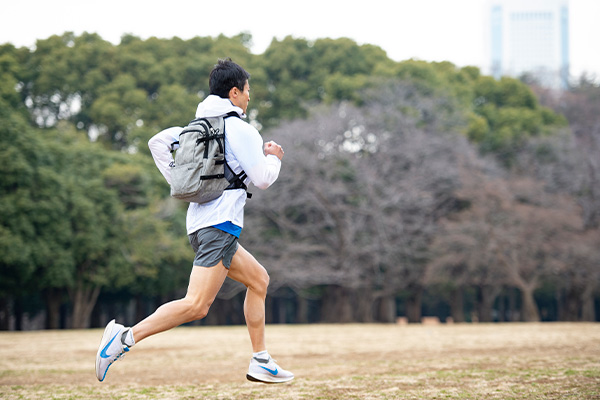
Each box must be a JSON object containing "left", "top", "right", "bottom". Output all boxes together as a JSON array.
[{"left": 1, "top": 323, "right": 599, "bottom": 399}]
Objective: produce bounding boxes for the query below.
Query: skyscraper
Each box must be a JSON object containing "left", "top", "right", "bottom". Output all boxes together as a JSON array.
[{"left": 488, "top": 0, "right": 569, "bottom": 89}]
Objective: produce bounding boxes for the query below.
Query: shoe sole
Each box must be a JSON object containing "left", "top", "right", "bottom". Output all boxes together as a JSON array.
[
  {"left": 246, "top": 372, "right": 294, "bottom": 384},
  {"left": 95, "top": 319, "right": 116, "bottom": 381}
]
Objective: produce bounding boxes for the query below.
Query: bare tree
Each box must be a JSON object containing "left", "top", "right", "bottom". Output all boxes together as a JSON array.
[
  {"left": 244, "top": 104, "right": 370, "bottom": 322},
  {"left": 428, "top": 154, "right": 512, "bottom": 323},
  {"left": 360, "top": 128, "right": 468, "bottom": 321},
  {"left": 553, "top": 227, "right": 600, "bottom": 321},
  {"left": 245, "top": 81, "right": 470, "bottom": 323},
  {"left": 530, "top": 80, "right": 600, "bottom": 230},
  {"left": 514, "top": 107, "right": 599, "bottom": 322},
  {"left": 488, "top": 177, "right": 583, "bottom": 322}
]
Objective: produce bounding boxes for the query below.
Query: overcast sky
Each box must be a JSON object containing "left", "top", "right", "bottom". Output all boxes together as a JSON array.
[{"left": 1, "top": 0, "right": 598, "bottom": 80}]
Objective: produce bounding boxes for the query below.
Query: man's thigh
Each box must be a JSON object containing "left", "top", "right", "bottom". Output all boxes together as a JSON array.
[
  {"left": 227, "top": 244, "right": 269, "bottom": 289},
  {"left": 185, "top": 263, "right": 229, "bottom": 303}
]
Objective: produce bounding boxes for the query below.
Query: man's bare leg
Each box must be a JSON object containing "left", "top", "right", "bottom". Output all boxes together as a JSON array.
[
  {"left": 228, "top": 245, "right": 294, "bottom": 383},
  {"left": 131, "top": 263, "right": 229, "bottom": 343},
  {"left": 227, "top": 244, "right": 269, "bottom": 353}
]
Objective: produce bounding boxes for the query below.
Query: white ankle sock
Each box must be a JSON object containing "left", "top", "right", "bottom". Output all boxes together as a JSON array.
[
  {"left": 253, "top": 350, "right": 269, "bottom": 361},
  {"left": 121, "top": 328, "right": 135, "bottom": 347}
]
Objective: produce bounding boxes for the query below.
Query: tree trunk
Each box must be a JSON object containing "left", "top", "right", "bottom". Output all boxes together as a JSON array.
[
  {"left": 580, "top": 284, "right": 596, "bottom": 322},
  {"left": 45, "top": 288, "right": 62, "bottom": 329},
  {"left": 497, "top": 290, "right": 506, "bottom": 322},
  {"left": 508, "top": 288, "right": 519, "bottom": 321},
  {"left": 204, "top": 297, "right": 220, "bottom": 325},
  {"left": 477, "top": 285, "right": 498, "bottom": 323},
  {"left": 405, "top": 285, "right": 423, "bottom": 323},
  {"left": 449, "top": 287, "right": 465, "bottom": 323},
  {"left": 556, "top": 287, "right": 565, "bottom": 321},
  {"left": 563, "top": 287, "right": 580, "bottom": 321},
  {"left": 295, "top": 295, "right": 308, "bottom": 324},
  {"left": 354, "top": 288, "right": 374, "bottom": 322},
  {"left": 264, "top": 295, "right": 274, "bottom": 324},
  {"left": 135, "top": 295, "right": 146, "bottom": 323},
  {"left": 69, "top": 281, "right": 101, "bottom": 329},
  {"left": 14, "top": 297, "right": 23, "bottom": 331},
  {"left": 276, "top": 297, "right": 287, "bottom": 323},
  {"left": 0, "top": 296, "right": 9, "bottom": 330},
  {"left": 520, "top": 285, "right": 540, "bottom": 322},
  {"left": 377, "top": 294, "right": 397, "bottom": 323},
  {"left": 321, "top": 285, "right": 353, "bottom": 323}
]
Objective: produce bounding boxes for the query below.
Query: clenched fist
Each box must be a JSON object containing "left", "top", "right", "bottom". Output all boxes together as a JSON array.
[{"left": 264, "top": 140, "right": 284, "bottom": 160}]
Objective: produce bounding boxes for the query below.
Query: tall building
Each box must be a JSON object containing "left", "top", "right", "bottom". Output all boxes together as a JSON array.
[{"left": 488, "top": 0, "right": 569, "bottom": 89}]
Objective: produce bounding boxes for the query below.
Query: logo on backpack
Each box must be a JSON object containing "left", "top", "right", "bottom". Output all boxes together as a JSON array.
[{"left": 169, "top": 112, "right": 250, "bottom": 204}]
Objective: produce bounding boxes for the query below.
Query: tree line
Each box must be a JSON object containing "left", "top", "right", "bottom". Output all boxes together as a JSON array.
[{"left": 0, "top": 32, "right": 598, "bottom": 329}]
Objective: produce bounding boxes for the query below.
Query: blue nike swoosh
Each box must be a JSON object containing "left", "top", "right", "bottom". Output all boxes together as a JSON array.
[
  {"left": 100, "top": 332, "right": 119, "bottom": 359},
  {"left": 259, "top": 365, "right": 278, "bottom": 375}
]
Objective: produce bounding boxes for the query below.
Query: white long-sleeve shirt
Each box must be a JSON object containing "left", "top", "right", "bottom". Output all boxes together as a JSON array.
[{"left": 148, "top": 95, "right": 281, "bottom": 234}]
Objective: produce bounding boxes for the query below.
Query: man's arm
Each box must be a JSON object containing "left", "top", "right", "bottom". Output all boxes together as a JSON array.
[
  {"left": 148, "top": 127, "right": 182, "bottom": 185},
  {"left": 227, "top": 120, "right": 282, "bottom": 190}
]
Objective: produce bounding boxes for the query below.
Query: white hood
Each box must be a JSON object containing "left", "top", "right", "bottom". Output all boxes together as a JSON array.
[{"left": 195, "top": 95, "right": 245, "bottom": 119}]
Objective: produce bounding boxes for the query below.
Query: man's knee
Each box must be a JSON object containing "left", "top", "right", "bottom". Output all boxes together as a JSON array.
[
  {"left": 187, "top": 299, "right": 212, "bottom": 321},
  {"left": 253, "top": 270, "right": 270, "bottom": 297}
]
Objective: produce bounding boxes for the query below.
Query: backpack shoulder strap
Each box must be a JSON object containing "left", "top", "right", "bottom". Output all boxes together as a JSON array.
[
  {"left": 222, "top": 111, "right": 252, "bottom": 198},
  {"left": 224, "top": 111, "right": 240, "bottom": 119}
]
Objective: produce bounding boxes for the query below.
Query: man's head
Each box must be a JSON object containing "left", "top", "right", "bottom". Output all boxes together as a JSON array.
[{"left": 209, "top": 58, "right": 251, "bottom": 113}]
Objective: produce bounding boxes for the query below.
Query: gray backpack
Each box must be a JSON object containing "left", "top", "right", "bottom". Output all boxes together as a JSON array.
[{"left": 170, "top": 112, "right": 250, "bottom": 204}]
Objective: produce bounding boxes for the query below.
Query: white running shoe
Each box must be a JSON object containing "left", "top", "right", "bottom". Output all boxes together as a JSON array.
[
  {"left": 95, "top": 319, "right": 130, "bottom": 382},
  {"left": 246, "top": 356, "right": 294, "bottom": 384}
]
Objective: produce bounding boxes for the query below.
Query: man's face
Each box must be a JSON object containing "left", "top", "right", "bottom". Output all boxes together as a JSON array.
[{"left": 231, "top": 81, "right": 250, "bottom": 114}]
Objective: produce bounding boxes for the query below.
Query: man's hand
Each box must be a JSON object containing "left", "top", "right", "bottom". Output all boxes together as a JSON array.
[{"left": 264, "top": 140, "right": 284, "bottom": 160}]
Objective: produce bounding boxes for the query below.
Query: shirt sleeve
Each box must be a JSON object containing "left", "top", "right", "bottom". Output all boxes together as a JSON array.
[
  {"left": 245, "top": 154, "right": 282, "bottom": 190},
  {"left": 227, "top": 119, "right": 281, "bottom": 190},
  {"left": 148, "top": 127, "right": 182, "bottom": 186}
]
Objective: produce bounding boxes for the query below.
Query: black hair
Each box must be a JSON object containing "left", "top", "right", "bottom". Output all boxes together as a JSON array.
[{"left": 209, "top": 58, "right": 250, "bottom": 98}]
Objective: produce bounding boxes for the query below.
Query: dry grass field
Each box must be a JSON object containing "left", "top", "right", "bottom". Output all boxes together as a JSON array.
[{"left": 0, "top": 322, "right": 599, "bottom": 399}]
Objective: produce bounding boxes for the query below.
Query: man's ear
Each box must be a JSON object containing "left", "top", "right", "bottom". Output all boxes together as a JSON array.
[{"left": 228, "top": 86, "right": 239, "bottom": 100}]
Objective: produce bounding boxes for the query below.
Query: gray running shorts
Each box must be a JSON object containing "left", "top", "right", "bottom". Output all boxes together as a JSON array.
[{"left": 188, "top": 227, "right": 239, "bottom": 269}]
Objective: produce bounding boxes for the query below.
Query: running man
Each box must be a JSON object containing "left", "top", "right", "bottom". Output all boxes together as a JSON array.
[{"left": 95, "top": 58, "right": 294, "bottom": 384}]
